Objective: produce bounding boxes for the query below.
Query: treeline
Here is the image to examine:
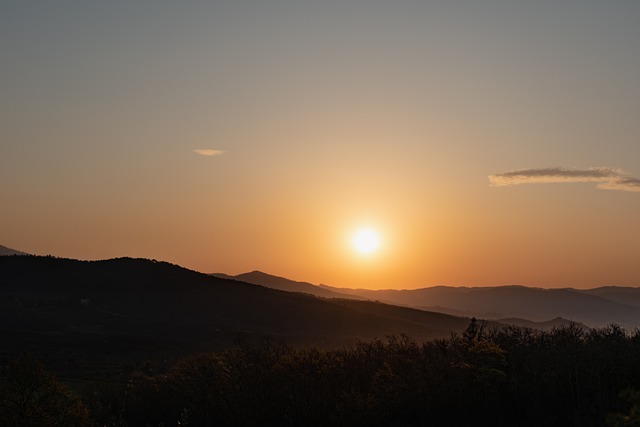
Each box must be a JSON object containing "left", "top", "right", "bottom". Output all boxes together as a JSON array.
[{"left": 3, "top": 321, "right": 640, "bottom": 426}]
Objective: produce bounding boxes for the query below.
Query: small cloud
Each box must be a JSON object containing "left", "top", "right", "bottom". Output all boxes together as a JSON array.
[
  {"left": 193, "top": 149, "right": 225, "bottom": 156},
  {"left": 489, "top": 167, "right": 640, "bottom": 193},
  {"left": 597, "top": 176, "right": 640, "bottom": 192}
]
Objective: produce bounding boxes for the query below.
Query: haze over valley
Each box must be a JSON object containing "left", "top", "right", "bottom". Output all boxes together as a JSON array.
[{"left": 220, "top": 270, "right": 640, "bottom": 329}]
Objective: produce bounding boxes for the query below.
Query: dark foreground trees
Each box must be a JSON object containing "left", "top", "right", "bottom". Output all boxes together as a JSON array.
[
  {"left": 5, "top": 323, "right": 640, "bottom": 426},
  {"left": 0, "top": 355, "right": 91, "bottom": 426},
  {"left": 78, "top": 323, "right": 640, "bottom": 426}
]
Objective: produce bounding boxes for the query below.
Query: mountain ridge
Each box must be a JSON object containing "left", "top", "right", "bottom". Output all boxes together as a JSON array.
[{"left": 229, "top": 270, "right": 640, "bottom": 328}]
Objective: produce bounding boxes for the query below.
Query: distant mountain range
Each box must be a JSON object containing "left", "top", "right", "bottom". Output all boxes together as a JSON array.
[
  {"left": 0, "top": 255, "right": 477, "bottom": 378},
  {"left": 219, "top": 271, "right": 640, "bottom": 329}
]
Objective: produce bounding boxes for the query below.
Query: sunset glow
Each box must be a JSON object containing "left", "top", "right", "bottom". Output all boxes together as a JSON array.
[{"left": 2, "top": 2, "right": 640, "bottom": 290}]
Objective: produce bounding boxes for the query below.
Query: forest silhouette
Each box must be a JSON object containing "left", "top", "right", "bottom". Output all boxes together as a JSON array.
[{"left": 3, "top": 322, "right": 640, "bottom": 426}]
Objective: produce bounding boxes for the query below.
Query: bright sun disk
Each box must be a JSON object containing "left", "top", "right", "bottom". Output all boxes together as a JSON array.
[{"left": 353, "top": 228, "right": 381, "bottom": 255}]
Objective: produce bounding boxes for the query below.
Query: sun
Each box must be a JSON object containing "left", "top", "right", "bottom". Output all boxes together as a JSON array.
[{"left": 352, "top": 228, "right": 381, "bottom": 255}]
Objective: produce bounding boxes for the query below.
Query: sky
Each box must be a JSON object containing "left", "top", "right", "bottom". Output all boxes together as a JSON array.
[{"left": 2, "top": 1, "right": 640, "bottom": 289}]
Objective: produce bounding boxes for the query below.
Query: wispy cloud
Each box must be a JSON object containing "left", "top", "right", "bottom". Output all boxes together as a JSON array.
[
  {"left": 193, "top": 149, "right": 225, "bottom": 157},
  {"left": 489, "top": 167, "right": 640, "bottom": 193}
]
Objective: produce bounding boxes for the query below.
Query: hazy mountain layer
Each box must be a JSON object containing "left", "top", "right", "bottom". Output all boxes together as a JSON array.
[{"left": 227, "top": 271, "right": 640, "bottom": 328}]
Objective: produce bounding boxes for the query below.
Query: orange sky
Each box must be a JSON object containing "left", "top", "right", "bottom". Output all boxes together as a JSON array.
[{"left": 2, "top": 2, "right": 640, "bottom": 289}]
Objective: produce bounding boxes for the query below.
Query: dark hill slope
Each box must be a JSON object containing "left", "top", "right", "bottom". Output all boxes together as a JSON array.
[
  {"left": 0, "top": 256, "right": 473, "bottom": 378},
  {"left": 225, "top": 270, "right": 363, "bottom": 300},
  {"left": 0, "top": 244, "right": 28, "bottom": 256}
]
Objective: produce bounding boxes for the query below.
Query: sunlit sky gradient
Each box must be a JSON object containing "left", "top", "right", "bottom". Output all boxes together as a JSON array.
[{"left": 2, "top": 1, "right": 640, "bottom": 289}]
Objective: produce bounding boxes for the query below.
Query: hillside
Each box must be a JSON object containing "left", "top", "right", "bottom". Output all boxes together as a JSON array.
[
  {"left": 0, "top": 256, "right": 475, "bottom": 378},
  {"left": 214, "top": 270, "right": 364, "bottom": 300}
]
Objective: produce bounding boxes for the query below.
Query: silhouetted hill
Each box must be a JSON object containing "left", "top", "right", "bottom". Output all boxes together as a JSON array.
[
  {"left": 0, "top": 256, "right": 475, "bottom": 378},
  {"left": 0, "top": 244, "right": 28, "bottom": 256},
  {"left": 214, "top": 270, "right": 364, "bottom": 300}
]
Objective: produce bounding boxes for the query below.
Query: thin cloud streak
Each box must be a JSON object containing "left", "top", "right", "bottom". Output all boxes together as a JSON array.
[
  {"left": 193, "top": 149, "right": 225, "bottom": 156},
  {"left": 489, "top": 167, "right": 640, "bottom": 193}
]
